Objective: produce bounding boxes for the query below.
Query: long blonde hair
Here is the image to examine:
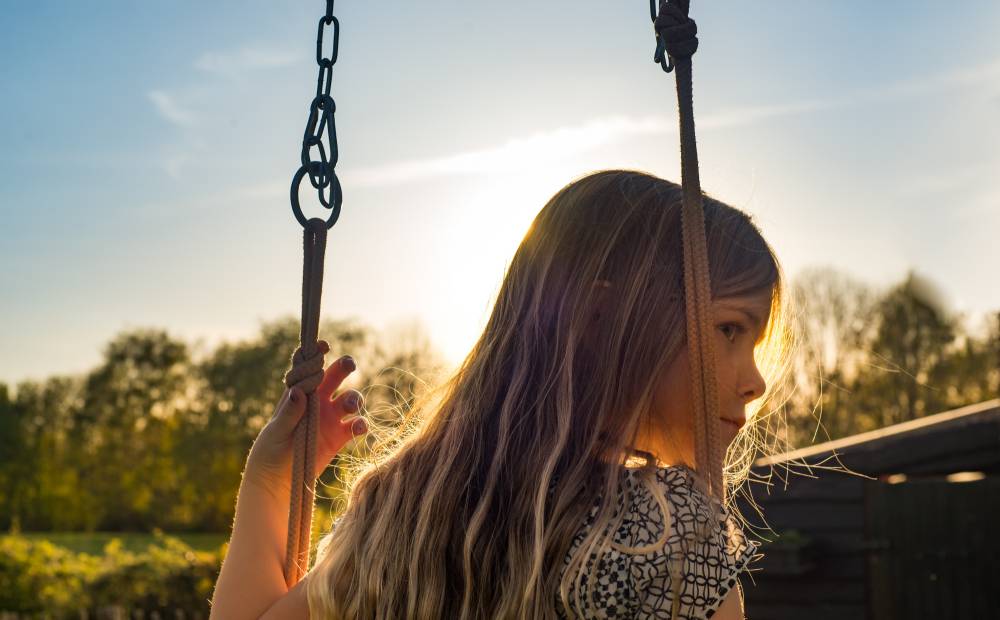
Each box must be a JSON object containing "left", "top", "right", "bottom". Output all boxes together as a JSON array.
[{"left": 307, "top": 170, "right": 794, "bottom": 618}]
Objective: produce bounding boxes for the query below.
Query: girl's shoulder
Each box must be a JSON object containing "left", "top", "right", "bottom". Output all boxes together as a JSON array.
[
  {"left": 590, "top": 463, "right": 755, "bottom": 556},
  {"left": 556, "top": 464, "right": 760, "bottom": 619},
  {"left": 618, "top": 464, "right": 740, "bottom": 549},
  {"left": 630, "top": 465, "right": 760, "bottom": 618}
]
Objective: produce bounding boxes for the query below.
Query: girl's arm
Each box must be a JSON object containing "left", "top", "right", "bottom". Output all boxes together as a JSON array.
[
  {"left": 713, "top": 585, "right": 746, "bottom": 620},
  {"left": 210, "top": 473, "right": 294, "bottom": 619}
]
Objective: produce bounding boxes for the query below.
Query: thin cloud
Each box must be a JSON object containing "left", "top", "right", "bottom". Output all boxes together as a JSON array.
[
  {"left": 148, "top": 90, "right": 196, "bottom": 127},
  {"left": 865, "top": 57, "right": 1000, "bottom": 104},
  {"left": 341, "top": 103, "right": 831, "bottom": 187},
  {"left": 194, "top": 48, "right": 302, "bottom": 76},
  {"left": 699, "top": 100, "right": 834, "bottom": 129},
  {"left": 341, "top": 57, "right": 1000, "bottom": 188},
  {"left": 344, "top": 116, "right": 671, "bottom": 187},
  {"left": 783, "top": 56, "right": 1000, "bottom": 114},
  {"left": 893, "top": 161, "right": 998, "bottom": 198}
]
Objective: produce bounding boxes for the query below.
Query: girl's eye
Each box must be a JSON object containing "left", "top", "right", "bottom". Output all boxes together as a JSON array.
[{"left": 718, "top": 323, "right": 744, "bottom": 343}]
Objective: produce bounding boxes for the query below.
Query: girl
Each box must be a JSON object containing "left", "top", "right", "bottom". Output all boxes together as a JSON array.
[{"left": 216, "top": 169, "right": 791, "bottom": 619}]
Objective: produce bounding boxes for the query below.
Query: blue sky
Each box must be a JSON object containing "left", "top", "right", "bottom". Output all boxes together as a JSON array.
[{"left": 2, "top": 1, "right": 998, "bottom": 385}]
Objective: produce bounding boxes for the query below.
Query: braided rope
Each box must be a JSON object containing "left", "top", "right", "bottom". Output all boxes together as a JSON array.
[
  {"left": 655, "top": 0, "right": 724, "bottom": 503},
  {"left": 654, "top": 4, "right": 724, "bottom": 616},
  {"left": 282, "top": 217, "right": 329, "bottom": 587}
]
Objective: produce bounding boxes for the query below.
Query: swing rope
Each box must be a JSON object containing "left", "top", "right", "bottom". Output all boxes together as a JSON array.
[
  {"left": 282, "top": 0, "right": 344, "bottom": 588},
  {"left": 652, "top": 0, "right": 725, "bottom": 504},
  {"left": 282, "top": 219, "right": 329, "bottom": 586},
  {"left": 651, "top": 4, "right": 726, "bottom": 617}
]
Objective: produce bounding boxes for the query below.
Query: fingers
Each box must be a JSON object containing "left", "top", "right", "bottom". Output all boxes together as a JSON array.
[
  {"left": 330, "top": 390, "right": 366, "bottom": 431},
  {"left": 348, "top": 416, "right": 368, "bottom": 437},
  {"left": 268, "top": 387, "right": 293, "bottom": 423},
  {"left": 265, "top": 385, "right": 308, "bottom": 435},
  {"left": 317, "top": 350, "right": 356, "bottom": 399},
  {"left": 323, "top": 388, "right": 367, "bottom": 450},
  {"left": 307, "top": 345, "right": 368, "bottom": 442},
  {"left": 329, "top": 388, "right": 364, "bottom": 417}
]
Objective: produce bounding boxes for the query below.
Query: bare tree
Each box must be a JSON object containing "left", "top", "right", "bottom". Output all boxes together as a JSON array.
[{"left": 784, "top": 266, "right": 877, "bottom": 444}]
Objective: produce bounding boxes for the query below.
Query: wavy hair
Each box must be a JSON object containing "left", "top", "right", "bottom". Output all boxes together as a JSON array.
[{"left": 307, "top": 169, "right": 795, "bottom": 618}]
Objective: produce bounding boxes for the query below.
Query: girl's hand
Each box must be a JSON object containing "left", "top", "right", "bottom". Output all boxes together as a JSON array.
[{"left": 245, "top": 341, "right": 367, "bottom": 497}]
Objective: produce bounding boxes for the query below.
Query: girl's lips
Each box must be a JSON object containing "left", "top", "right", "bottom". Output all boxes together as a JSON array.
[{"left": 719, "top": 417, "right": 744, "bottom": 430}]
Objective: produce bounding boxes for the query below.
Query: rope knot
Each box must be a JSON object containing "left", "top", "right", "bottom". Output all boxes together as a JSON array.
[
  {"left": 283, "top": 339, "right": 330, "bottom": 396},
  {"left": 653, "top": 1, "right": 698, "bottom": 71}
]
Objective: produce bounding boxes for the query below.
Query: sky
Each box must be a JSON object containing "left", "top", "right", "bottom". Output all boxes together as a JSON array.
[{"left": 1, "top": 1, "right": 998, "bottom": 386}]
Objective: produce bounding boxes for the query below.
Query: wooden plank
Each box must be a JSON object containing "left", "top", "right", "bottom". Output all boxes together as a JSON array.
[
  {"left": 865, "top": 480, "right": 891, "bottom": 619},
  {"left": 813, "top": 557, "right": 866, "bottom": 581},
  {"left": 902, "top": 446, "right": 1000, "bottom": 475},
  {"left": 742, "top": 472, "right": 868, "bottom": 503},
  {"left": 806, "top": 531, "right": 869, "bottom": 555},
  {"left": 742, "top": 602, "right": 866, "bottom": 620},
  {"left": 744, "top": 578, "right": 865, "bottom": 604},
  {"left": 742, "top": 502, "right": 865, "bottom": 532},
  {"left": 865, "top": 477, "right": 1000, "bottom": 619},
  {"left": 744, "top": 405, "right": 1000, "bottom": 620},
  {"left": 758, "top": 408, "right": 1000, "bottom": 476},
  {"left": 755, "top": 402, "right": 1000, "bottom": 473}
]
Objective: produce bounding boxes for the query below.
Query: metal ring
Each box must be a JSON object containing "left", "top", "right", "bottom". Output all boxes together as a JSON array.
[{"left": 291, "top": 165, "right": 341, "bottom": 229}]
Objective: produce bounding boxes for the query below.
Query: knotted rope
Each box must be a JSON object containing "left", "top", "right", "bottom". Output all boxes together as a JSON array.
[
  {"left": 654, "top": 0, "right": 724, "bottom": 503},
  {"left": 282, "top": 217, "right": 329, "bottom": 587}
]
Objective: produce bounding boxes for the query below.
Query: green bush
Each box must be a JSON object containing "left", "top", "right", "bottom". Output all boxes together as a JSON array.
[{"left": 0, "top": 531, "right": 222, "bottom": 617}]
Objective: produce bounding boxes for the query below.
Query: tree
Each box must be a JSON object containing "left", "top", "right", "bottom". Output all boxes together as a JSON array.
[
  {"left": 73, "top": 328, "right": 194, "bottom": 530},
  {"left": 856, "top": 271, "right": 956, "bottom": 427},
  {"left": 0, "top": 380, "right": 31, "bottom": 531},
  {"left": 926, "top": 310, "right": 1000, "bottom": 410},
  {"left": 1, "top": 314, "right": 448, "bottom": 533},
  {"left": 779, "top": 268, "right": 998, "bottom": 447},
  {"left": 0, "top": 375, "right": 89, "bottom": 531},
  {"left": 783, "top": 266, "right": 878, "bottom": 445}
]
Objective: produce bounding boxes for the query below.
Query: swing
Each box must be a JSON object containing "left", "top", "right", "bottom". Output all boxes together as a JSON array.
[{"left": 277, "top": 0, "right": 727, "bottom": 594}]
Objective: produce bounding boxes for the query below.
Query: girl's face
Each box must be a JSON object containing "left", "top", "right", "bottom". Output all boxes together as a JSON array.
[{"left": 638, "top": 291, "right": 772, "bottom": 468}]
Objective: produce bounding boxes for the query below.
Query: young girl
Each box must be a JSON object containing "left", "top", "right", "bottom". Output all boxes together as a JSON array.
[{"left": 215, "top": 169, "right": 790, "bottom": 619}]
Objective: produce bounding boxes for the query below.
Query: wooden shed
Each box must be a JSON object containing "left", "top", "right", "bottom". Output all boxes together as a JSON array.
[{"left": 738, "top": 398, "right": 1000, "bottom": 620}]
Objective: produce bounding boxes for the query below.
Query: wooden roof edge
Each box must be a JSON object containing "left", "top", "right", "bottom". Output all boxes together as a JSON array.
[{"left": 753, "top": 398, "right": 1000, "bottom": 468}]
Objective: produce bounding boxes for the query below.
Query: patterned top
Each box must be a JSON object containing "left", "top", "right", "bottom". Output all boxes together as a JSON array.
[{"left": 554, "top": 464, "right": 760, "bottom": 619}]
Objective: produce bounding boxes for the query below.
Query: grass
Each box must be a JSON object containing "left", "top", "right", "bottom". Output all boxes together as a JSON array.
[{"left": 12, "top": 531, "right": 228, "bottom": 556}]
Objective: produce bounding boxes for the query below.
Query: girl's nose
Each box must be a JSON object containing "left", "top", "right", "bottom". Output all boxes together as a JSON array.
[{"left": 741, "top": 364, "right": 766, "bottom": 403}]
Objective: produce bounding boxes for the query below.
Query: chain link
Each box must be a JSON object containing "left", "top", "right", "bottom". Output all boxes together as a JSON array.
[
  {"left": 650, "top": 0, "right": 674, "bottom": 73},
  {"left": 291, "top": 0, "right": 342, "bottom": 230}
]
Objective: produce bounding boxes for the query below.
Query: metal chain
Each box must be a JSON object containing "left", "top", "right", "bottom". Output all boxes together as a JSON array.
[
  {"left": 650, "top": 0, "right": 675, "bottom": 73},
  {"left": 291, "top": 0, "right": 342, "bottom": 229}
]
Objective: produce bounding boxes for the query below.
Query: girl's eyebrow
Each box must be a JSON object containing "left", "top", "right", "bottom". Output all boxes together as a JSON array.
[
  {"left": 716, "top": 302, "right": 767, "bottom": 331},
  {"left": 740, "top": 309, "right": 764, "bottom": 330}
]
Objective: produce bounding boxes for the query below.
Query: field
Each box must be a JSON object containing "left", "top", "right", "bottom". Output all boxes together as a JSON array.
[{"left": 10, "top": 531, "right": 228, "bottom": 556}]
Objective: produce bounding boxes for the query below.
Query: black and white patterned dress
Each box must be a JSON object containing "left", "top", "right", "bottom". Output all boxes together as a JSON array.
[{"left": 554, "top": 464, "right": 760, "bottom": 619}]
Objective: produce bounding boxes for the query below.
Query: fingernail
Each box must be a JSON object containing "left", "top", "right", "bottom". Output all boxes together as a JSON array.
[
  {"left": 341, "top": 355, "right": 356, "bottom": 372},
  {"left": 345, "top": 392, "right": 360, "bottom": 411},
  {"left": 351, "top": 418, "right": 367, "bottom": 436}
]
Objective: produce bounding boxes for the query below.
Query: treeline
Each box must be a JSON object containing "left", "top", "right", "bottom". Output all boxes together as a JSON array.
[
  {"left": 778, "top": 267, "right": 999, "bottom": 446},
  {"left": 0, "top": 268, "right": 997, "bottom": 534},
  {"left": 0, "top": 316, "right": 446, "bottom": 534}
]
